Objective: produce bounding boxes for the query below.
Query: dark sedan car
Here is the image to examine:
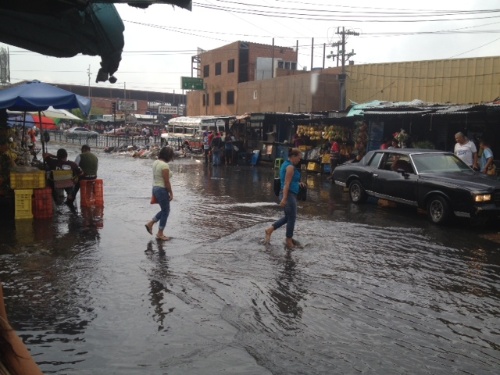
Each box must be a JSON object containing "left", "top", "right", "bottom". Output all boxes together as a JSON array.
[{"left": 333, "top": 149, "right": 500, "bottom": 224}]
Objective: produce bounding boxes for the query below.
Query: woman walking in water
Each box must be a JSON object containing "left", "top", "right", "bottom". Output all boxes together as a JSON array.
[
  {"left": 265, "top": 148, "right": 304, "bottom": 249},
  {"left": 145, "top": 146, "right": 174, "bottom": 241}
]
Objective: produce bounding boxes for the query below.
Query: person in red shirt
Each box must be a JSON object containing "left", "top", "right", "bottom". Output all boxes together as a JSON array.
[
  {"left": 329, "top": 137, "right": 341, "bottom": 178},
  {"left": 27, "top": 127, "right": 37, "bottom": 147}
]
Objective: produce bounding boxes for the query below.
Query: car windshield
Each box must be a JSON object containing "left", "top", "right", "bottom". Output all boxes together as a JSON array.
[{"left": 412, "top": 153, "right": 471, "bottom": 173}]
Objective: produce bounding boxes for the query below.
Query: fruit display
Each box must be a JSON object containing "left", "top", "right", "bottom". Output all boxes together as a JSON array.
[
  {"left": 296, "top": 124, "right": 350, "bottom": 142},
  {"left": 353, "top": 121, "right": 368, "bottom": 156}
]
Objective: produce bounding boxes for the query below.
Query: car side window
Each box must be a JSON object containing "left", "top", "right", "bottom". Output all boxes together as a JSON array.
[
  {"left": 368, "top": 152, "right": 383, "bottom": 168},
  {"left": 381, "top": 153, "right": 414, "bottom": 173}
]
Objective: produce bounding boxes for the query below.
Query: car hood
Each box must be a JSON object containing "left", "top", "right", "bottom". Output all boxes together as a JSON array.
[{"left": 419, "top": 172, "right": 500, "bottom": 191}]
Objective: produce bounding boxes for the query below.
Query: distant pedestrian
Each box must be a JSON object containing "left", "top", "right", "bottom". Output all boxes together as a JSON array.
[
  {"left": 387, "top": 139, "right": 399, "bottom": 149},
  {"left": 224, "top": 132, "right": 234, "bottom": 165},
  {"left": 145, "top": 146, "right": 174, "bottom": 241},
  {"left": 211, "top": 132, "right": 223, "bottom": 166},
  {"left": 329, "top": 137, "right": 341, "bottom": 178},
  {"left": 454, "top": 132, "right": 478, "bottom": 169},
  {"left": 479, "top": 138, "right": 495, "bottom": 175},
  {"left": 264, "top": 147, "right": 305, "bottom": 249},
  {"left": 203, "top": 131, "right": 210, "bottom": 165}
]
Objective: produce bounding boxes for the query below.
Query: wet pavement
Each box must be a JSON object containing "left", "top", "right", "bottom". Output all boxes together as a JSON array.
[{"left": 1, "top": 143, "right": 499, "bottom": 374}]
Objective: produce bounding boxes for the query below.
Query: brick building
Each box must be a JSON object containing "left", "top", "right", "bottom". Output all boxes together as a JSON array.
[{"left": 187, "top": 41, "right": 300, "bottom": 115}]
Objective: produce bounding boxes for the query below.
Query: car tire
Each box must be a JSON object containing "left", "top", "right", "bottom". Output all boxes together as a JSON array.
[
  {"left": 349, "top": 180, "right": 367, "bottom": 203},
  {"left": 426, "top": 195, "right": 450, "bottom": 224}
]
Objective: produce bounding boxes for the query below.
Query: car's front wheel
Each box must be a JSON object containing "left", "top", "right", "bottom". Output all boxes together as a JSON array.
[
  {"left": 349, "top": 179, "right": 367, "bottom": 203},
  {"left": 426, "top": 195, "right": 450, "bottom": 224}
]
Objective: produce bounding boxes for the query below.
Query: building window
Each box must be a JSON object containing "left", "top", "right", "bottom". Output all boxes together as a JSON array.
[
  {"left": 214, "top": 92, "right": 222, "bottom": 105},
  {"left": 228, "top": 59, "right": 235, "bottom": 73},
  {"left": 215, "top": 62, "right": 221, "bottom": 76},
  {"left": 203, "top": 65, "right": 209, "bottom": 78},
  {"left": 278, "top": 61, "right": 284, "bottom": 69},
  {"left": 203, "top": 93, "right": 209, "bottom": 107},
  {"left": 291, "top": 62, "right": 297, "bottom": 70},
  {"left": 227, "top": 91, "right": 234, "bottom": 105}
]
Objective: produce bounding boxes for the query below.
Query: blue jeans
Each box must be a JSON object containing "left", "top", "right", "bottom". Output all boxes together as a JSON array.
[
  {"left": 152, "top": 186, "right": 170, "bottom": 231},
  {"left": 272, "top": 192, "right": 297, "bottom": 239},
  {"left": 212, "top": 149, "right": 221, "bottom": 166}
]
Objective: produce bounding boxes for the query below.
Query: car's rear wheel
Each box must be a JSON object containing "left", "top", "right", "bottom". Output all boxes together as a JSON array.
[
  {"left": 426, "top": 195, "right": 450, "bottom": 224},
  {"left": 349, "top": 180, "right": 367, "bottom": 203}
]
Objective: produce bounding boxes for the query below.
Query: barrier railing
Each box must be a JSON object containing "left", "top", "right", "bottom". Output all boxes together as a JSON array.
[{"left": 45, "top": 131, "right": 162, "bottom": 149}]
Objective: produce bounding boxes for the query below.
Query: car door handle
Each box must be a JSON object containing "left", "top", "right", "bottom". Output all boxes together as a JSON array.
[{"left": 373, "top": 173, "right": 378, "bottom": 177}]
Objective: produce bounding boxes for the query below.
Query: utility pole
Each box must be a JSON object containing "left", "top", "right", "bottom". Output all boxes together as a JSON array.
[
  {"left": 335, "top": 27, "right": 359, "bottom": 110},
  {"left": 87, "top": 65, "right": 91, "bottom": 122}
]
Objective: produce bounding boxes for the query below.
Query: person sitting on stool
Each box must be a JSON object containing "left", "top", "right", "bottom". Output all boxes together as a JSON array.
[{"left": 68, "top": 144, "right": 98, "bottom": 206}]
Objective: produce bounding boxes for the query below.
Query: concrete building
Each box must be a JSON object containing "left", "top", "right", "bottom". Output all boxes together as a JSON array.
[{"left": 187, "top": 41, "right": 301, "bottom": 115}]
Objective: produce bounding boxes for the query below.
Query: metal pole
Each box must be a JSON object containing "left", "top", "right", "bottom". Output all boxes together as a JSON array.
[
  {"left": 311, "top": 37, "right": 314, "bottom": 70},
  {"left": 340, "top": 27, "right": 346, "bottom": 110},
  {"left": 271, "top": 38, "right": 275, "bottom": 78}
]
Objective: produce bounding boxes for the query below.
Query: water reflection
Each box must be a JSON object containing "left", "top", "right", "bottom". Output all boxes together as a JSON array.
[
  {"left": 145, "top": 240, "right": 174, "bottom": 331},
  {"left": 268, "top": 250, "right": 304, "bottom": 327}
]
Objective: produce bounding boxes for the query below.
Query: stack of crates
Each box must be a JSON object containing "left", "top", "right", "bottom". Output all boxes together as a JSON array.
[
  {"left": 10, "top": 170, "right": 52, "bottom": 220},
  {"left": 80, "top": 179, "right": 104, "bottom": 208},
  {"left": 321, "top": 153, "right": 332, "bottom": 174}
]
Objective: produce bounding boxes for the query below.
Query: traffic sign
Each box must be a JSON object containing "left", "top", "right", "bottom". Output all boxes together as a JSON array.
[{"left": 181, "top": 76, "right": 204, "bottom": 90}]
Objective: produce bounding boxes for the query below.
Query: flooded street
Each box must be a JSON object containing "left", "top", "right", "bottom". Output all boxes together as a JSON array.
[{"left": 1, "top": 143, "right": 500, "bottom": 374}]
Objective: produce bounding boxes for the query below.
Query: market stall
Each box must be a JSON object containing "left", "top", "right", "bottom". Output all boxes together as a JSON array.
[{"left": 292, "top": 117, "right": 356, "bottom": 174}]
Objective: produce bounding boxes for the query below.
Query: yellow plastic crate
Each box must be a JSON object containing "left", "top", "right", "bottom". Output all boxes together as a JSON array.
[
  {"left": 10, "top": 171, "right": 46, "bottom": 189},
  {"left": 307, "top": 162, "right": 321, "bottom": 172},
  {"left": 321, "top": 153, "right": 331, "bottom": 164},
  {"left": 15, "top": 189, "right": 33, "bottom": 220}
]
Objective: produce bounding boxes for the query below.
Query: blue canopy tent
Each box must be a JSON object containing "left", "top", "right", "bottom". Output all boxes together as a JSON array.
[{"left": 0, "top": 80, "right": 91, "bottom": 155}]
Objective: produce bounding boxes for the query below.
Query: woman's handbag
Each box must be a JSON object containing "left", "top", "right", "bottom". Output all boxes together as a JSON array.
[
  {"left": 297, "top": 184, "right": 307, "bottom": 201},
  {"left": 273, "top": 178, "right": 281, "bottom": 197}
]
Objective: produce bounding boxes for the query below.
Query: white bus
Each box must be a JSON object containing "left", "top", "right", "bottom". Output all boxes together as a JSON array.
[{"left": 162, "top": 116, "right": 235, "bottom": 148}]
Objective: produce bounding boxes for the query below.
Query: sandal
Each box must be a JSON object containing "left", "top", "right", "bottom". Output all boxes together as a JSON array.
[
  {"left": 156, "top": 235, "right": 171, "bottom": 241},
  {"left": 145, "top": 224, "right": 153, "bottom": 235}
]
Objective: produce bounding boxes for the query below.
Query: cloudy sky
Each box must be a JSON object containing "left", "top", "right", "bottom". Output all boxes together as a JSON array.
[{"left": 4, "top": 0, "right": 500, "bottom": 93}]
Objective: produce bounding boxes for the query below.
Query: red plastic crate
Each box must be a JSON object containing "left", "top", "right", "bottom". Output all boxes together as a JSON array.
[{"left": 33, "top": 187, "right": 53, "bottom": 219}]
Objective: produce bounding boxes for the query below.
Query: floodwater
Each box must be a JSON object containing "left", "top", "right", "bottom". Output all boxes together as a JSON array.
[{"left": 0, "top": 143, "right": 499, "bottom": 374}]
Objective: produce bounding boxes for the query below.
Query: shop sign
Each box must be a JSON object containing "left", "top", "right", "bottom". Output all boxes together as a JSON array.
[
  {"left": 118, "top": 100, "right": 137, "bottom": 111},
  {"left": 158, "top": 105, "right": 178, "bottom": 115}
]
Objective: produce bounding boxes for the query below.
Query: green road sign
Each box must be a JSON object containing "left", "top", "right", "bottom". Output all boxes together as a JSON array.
[{"left": 181, "top": 76, "right": 204, "bottom": 90}]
